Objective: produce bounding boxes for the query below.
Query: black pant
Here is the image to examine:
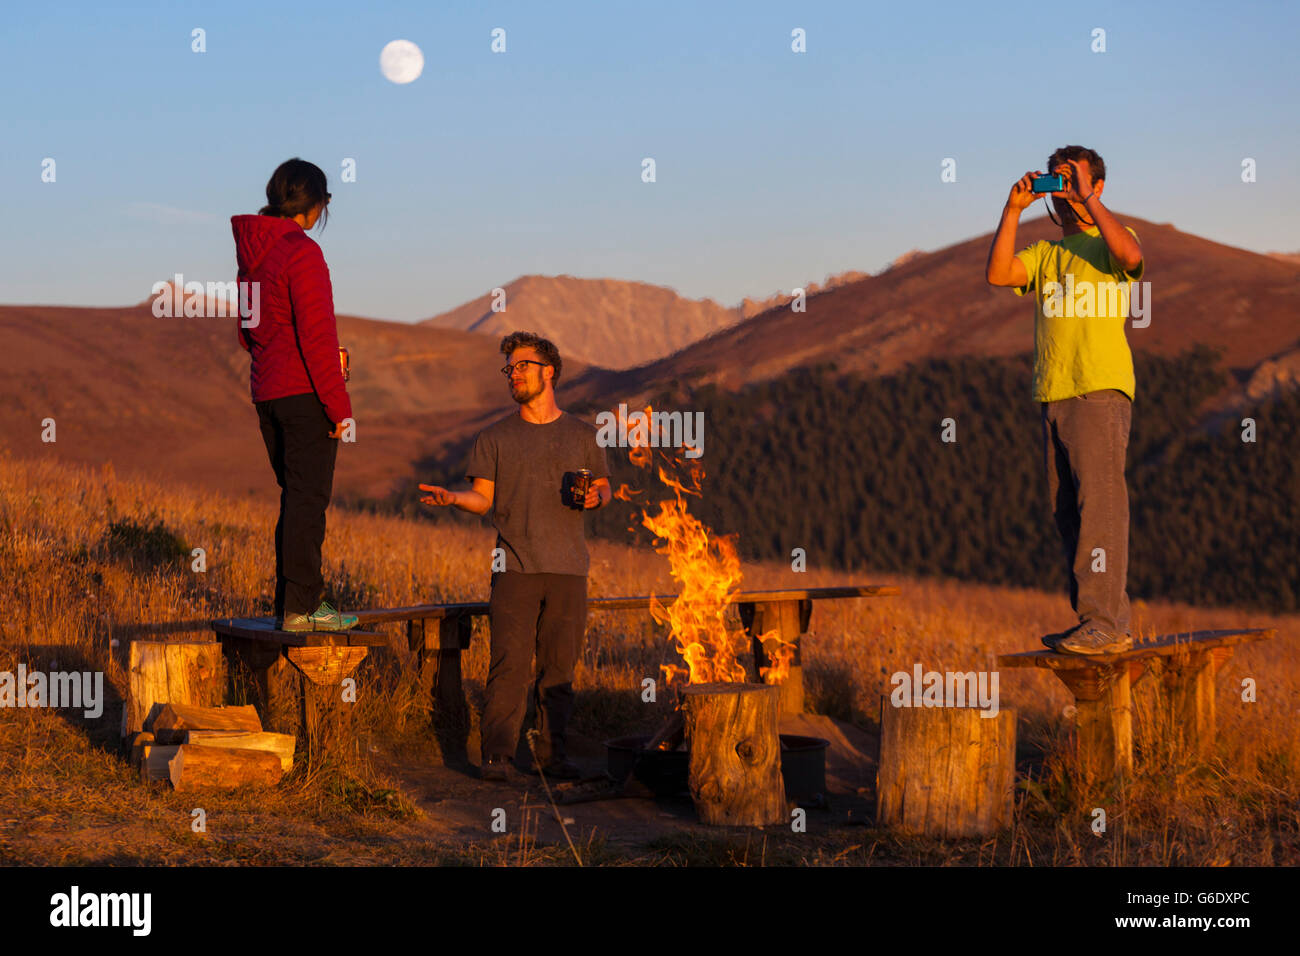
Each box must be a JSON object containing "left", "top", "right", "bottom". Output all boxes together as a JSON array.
[
  {"left": 256, "top": 392, "right": 338, "bottom": 617},
  {"left": 482, "top": 572, "right": 588, "bottom": 763}
]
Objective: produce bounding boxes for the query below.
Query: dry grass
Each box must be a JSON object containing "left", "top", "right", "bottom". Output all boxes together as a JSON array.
[{"left": 0, "top": 449, "right": 1296, "bottom": 865}]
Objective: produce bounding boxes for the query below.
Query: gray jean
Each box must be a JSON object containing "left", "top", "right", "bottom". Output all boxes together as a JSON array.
[
  {"left": 482, "top": 571, "right": 588, "bottom": 763},
  {"left": 1041, "top": 389, "right": 1132, "bottom": 635}
]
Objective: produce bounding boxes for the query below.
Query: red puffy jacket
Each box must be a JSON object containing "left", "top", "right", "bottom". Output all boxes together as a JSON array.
[{"left": 231, "top": 215, "right": 352, "bottom": 425}]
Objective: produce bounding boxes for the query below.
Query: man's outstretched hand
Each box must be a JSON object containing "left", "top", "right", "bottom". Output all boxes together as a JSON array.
[{"left": 418, "top": 483, "right": 456, "bottom": 507}]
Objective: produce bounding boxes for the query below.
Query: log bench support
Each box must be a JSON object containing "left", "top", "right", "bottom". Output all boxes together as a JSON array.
[
  {"left": 1051, "top": 661, "right": 1142, "bottom": 783},
  {"left": 1160, "top": 645, "right": 1234, "bottom": 761},
  {"left": 213, "top": 619, "right": 386, "bottom": 749},
  {"left": 998, "top": 629, "right": 1276, "bottom": 786},
  {"left": 737, "top": 598, "right": 812, "bottom": 715},
  {"left": 407, "top": 613, "right": 473, "bottom": 761}
]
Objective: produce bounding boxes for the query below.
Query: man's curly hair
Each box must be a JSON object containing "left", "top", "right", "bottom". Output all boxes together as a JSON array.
[
  {"left": 1048, "top": 145, "right": 1106, "bottom": 183},
  {"left": 500, "top": 331, "right": 562, "bottom": 385}
]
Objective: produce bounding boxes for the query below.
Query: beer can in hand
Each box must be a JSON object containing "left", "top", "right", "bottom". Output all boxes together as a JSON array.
[
  {"left": 571, "top": 468, "right": 593, "bottom": 509},
  {"left": 339, "top": 346, "right": 350, "bottom": 382}
]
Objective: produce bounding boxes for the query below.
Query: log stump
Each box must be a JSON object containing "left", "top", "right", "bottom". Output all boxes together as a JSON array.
[
  {"left": 120, "top": 641, "right": 226, "bottom": 740},
  {"left": 681, "top": 683, "right": 789, "bottom": 826},
  {"left": 875, "top": 698, "right": 1016, "bottom": 837}
]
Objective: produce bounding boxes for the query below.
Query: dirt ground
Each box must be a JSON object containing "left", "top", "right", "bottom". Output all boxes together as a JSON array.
[{"left": 370, "top": 713, "right": 880, "bottom": 852}]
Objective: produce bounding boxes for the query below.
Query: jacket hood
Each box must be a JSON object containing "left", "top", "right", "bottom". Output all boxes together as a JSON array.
[{"left": 231, "top": 214, "right": 304, "bottom": 273}]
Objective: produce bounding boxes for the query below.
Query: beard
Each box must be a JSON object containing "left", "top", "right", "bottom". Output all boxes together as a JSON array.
[{"left": 510, "top": 380, "right": 542, "bottom": 404}]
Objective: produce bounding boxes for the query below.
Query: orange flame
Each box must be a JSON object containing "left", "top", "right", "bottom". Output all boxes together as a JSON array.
[
  {"left": 756, "top": 631, "right": 796, "bottom": 685},
  {"left": 615, "top": 403, "right": 778, "bottom": 687}
]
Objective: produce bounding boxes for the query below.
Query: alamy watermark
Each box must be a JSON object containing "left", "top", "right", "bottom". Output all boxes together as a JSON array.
[
  {"left": 1042, "top": 274, "right": 1151, "bottom": 328},
  {"left": 890, "top": 664, "right": 1000, "bottom": 718},
  {"left": 0, "top": 664, "right": 104, "bottom": 719},
  {"left": 151, "top": 273, "right": 260, "bottom": 327},
  {"left": 49, "top": 886, "right": 150, "bottom": 936},
  {"left": 595, "top": 403, "right": 705, "bottom": 459}
]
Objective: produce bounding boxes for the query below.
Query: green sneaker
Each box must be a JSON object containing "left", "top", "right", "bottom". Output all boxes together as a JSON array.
[{"left": 282, "top": 600, "right": 359, "bottom": 632}]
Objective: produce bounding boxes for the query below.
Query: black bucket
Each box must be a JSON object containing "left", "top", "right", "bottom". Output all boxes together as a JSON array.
[{"left": 606, "top": 733, "right": 829, "bottom": 803}]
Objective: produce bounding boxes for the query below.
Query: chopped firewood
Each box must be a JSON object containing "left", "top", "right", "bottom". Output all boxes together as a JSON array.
[
  {"left": 168, "top": 744, "right": 283, "bottom": 792},
  {"left": 129, "top": 732, "right": 154, "bottom": 769},
  {"left": 153, "top": 703, "right": 262, "bottom": 743},
  {"left": 140, "top": 743, "right": 179, "bottom": 783},
  {"left": 182, "top": 730, "right": 296, "bottom": 772}
]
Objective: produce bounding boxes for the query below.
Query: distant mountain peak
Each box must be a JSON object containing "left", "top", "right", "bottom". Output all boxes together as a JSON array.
[{"left": 421, "top": 274, "right": 743, "bottom": 370}]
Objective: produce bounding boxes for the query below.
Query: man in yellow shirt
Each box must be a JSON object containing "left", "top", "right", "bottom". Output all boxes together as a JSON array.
[{"left": 986, "top": 145, "right": 1144, "bottom": 655}]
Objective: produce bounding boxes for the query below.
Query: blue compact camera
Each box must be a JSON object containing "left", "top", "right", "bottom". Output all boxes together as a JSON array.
[{"left": 1032, "top": 173, "right": 1065, "bottom": 193}]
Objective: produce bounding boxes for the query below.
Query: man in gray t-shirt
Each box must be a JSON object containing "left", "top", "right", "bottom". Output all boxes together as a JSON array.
[
  {"left": 464, "top": 411, "right": 609, "bottom": 576},
  {"left": 419, "top": 331, "right": 610, "bottom": 782}
]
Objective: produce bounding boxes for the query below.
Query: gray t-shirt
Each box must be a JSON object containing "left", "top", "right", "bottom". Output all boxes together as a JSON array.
[{"left": 465, "top": 411, "right": 611, "bottom": 575}]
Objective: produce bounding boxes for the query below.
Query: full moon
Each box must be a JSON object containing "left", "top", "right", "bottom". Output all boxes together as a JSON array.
[{"left": 379, "top": 39, "right": 424, "bottom": 85}]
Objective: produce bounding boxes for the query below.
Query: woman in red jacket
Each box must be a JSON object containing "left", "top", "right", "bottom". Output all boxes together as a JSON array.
[{"left": 232, "top": 158, "right": 358, "bottom": 632}]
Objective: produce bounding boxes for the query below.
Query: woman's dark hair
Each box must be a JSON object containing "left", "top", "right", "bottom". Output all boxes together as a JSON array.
[{"left": 258, "top": 158, "right": 331, "bottom": 229}]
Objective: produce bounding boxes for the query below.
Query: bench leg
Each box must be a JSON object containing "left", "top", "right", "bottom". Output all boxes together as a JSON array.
[
  {"left": 738, "top": 599, "right": 811, "bottom": 715},
  {"left": 1161, "top": 647, "right": 1230, "bottom": 761},
  {"left": 287, "top": 646, "right": 369, "bottom": 757},
  {"left": 222, "top": 637, "right": 301, "bottom": 737},
  {"left": 408, "top": 616, "right": 470, "bottom": 763},
  {"left": 1056, "top": 664, "right": 1133, "bottom": 784}
]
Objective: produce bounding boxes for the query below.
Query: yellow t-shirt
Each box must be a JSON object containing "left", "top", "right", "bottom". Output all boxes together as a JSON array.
[{"left": 1014, "top": 225, "right": 1143, "bottom": 402}]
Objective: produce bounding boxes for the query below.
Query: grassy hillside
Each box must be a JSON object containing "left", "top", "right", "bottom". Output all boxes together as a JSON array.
[{"left": 0, "top": 451, "right": 1296, "bottom": 865}]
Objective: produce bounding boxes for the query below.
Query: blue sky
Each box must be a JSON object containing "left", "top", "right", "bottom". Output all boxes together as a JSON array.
[{"left": 2, "top": 0, "right": 1296, "bottom": 321}]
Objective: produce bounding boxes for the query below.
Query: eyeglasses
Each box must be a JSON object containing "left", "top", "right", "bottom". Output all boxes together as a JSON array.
[{"left": 501, "top": 360, "right": 549, "bottom": 377}]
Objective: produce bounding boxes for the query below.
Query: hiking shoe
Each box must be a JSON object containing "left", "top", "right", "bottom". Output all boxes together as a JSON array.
[
  {"left": 1055, "top": 625, "right": 1132, "bottom": 656},
  {"left": 1040, "top": 624, "right": 1081, "bottom": 650},
  {"left": 480, "top": 755, "right": 512, "bottom": 782},
  {"left": 282, "top": 600, "right": 359, "bottom": 632}
]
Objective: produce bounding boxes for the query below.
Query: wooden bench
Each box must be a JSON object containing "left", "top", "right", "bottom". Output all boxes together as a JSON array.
[
  {"left": 211, "top": 617, "right": 389, "bottom": 739},
  {"left": 211, "top": 584, "right": 899, "bottom": 750},
  {"left": 998, "top": 628, "right": 1277, "bottom": 782}
]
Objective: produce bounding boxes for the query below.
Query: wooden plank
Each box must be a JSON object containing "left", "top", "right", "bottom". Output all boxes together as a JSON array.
[
  {"left": 590, "top": 585, "right": 901, "bottom": 612},
  {"left": 154, "top": 702, "right": 262, "bottom": 742},
  {"left": 183, "top": 730, "right": 296, "bottom": 771},
  {"left": 998, "top": 628, "right": 1275, "bottom": 670},
  {"left": 355, "top": 603, "right": 486, "bottom": 626},
  {"left": 347, "top": 585, "right": 900, "bottom": 625},
  {"left": 120, "top": 641, "right": 226, "bottom": 739},
  {"left": 210, "top": 617, "right": 388, "bottom": 647}
]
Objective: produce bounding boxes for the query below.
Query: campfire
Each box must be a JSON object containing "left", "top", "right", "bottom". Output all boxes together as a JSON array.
[{"left": 610, "top": 406, "right": 794, "bottom": 825}]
